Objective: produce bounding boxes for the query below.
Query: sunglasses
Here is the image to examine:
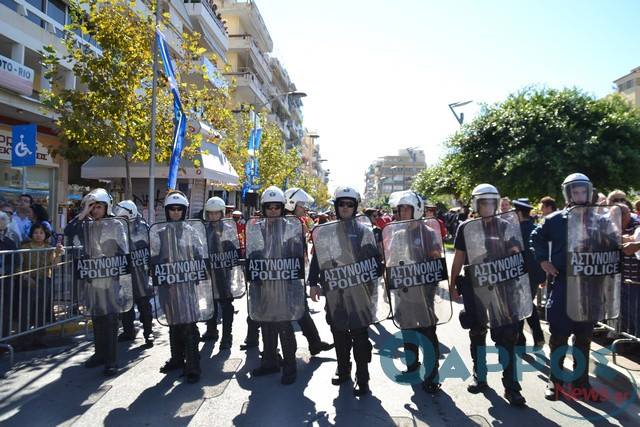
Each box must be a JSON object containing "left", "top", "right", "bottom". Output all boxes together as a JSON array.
[
  {"left": 264, "top": 204, "right": 282, "bottom": 211},
  {"left": 338, "top": 202, "right": 355, "bottom": 208},
  {"left": 168, "top": 206, "right": 184, "bottom": 212}
]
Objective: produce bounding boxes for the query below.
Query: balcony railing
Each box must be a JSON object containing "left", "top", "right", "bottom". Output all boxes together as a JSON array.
[{"left": 184, "top": 0, "right": 226, "bottom": 33}]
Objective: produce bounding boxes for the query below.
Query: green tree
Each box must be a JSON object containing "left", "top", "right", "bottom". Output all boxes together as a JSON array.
[
  {"left": 416, "top": 87, "right": 640, "bottom": 202},
  {"left": 41, "top": 0, "right": 232, "bottom": 197},
  {"left": 256, "top": 121, "right": 300, "bottom": 191},
  {"left": 290, "top": 170, "right": 331, "bottom": 209}
]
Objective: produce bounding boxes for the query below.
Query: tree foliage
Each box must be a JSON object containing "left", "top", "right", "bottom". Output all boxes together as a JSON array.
[
  {"left": 289, "top": 170, "right": 331, "bottom": 210},
  {"left": 413, "top": 87, "right": 640, "bottom": 202},
  {"left": 255, "top": 121, "right": 300, "bottom": 191},
  {"left": 41, "top": 0, "right": 231, "bottom": 196}
]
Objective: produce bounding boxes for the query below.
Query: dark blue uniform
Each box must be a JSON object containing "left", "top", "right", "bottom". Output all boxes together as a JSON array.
[
  {"left": 454, "top": 220, "right": 521, "bottom": 393},
  {"left": 517, "top": 219, "right": 545, "bottom": 345},
  {"left": 530, "top": 209, "right": 593, "bottom": 388}
]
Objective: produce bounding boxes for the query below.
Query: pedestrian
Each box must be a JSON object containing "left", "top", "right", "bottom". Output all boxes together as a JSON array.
[
  {"left": 385, "top": 190, "right": 443, "bottom": 393},
  {"left": 113, "top": 200, "right": 155, "bottom": 347},
  {"left": 152, "top": 190, "right": 210, "bottom": 383},
  {"left": 500, "top": 196, "right": 512, "bottom": 213},
  {"left": 449, "top": 184, "right": 528, "bottom": 407},
  {"left": 531, "top": 173, "right": 614, "bottom": 402},
  {"left": 308, "top": 186, "right": 381, "bottom": 396},
  {"left": 539, "top": 196, "right": 557, "bottom": 218}
]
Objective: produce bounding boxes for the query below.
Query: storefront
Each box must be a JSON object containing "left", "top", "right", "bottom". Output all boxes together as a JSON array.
[
  {"left": 0, "top": 124, "right": 67, "bottom": 228},
  {"left": 81, "top": 140, "right": 239, "bottom": 220}
]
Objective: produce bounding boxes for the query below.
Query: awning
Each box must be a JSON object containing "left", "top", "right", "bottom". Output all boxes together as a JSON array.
[{"left": 81, "top": 141, "right": 239, "bottom": 186}]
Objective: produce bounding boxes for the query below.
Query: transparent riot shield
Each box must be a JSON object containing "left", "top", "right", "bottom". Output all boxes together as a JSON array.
[
  {"left": 128, "top": 218, "right": 154, "bottom": 298},
  {"left": 206, "top": 218, "right": 245, "bottom": 300},
  {"left": 462, "top": 211, "right": 532, "bottom": 327},
  {"left": 245, "top": 216, "right": 305, "bottom": 322},
  {"left": 149, "top": 220, "right": 213, "bottom": 326},
  {"left": 382, "top": 219, "right": 451, "bottom": 329},
  {"left": 311, "top": 215, "right": 389, "bottom": 332},
  {"left": 567, "top": 205, "right": 622, "bottom": 322},
  {"left": 77, "top": 218, "right": 133, "bottom": 316}
]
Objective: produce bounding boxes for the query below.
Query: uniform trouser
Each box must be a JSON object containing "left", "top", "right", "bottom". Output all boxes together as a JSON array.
[
  {"left": 121, "top": 296, "right": 153, "bottom": 337},
  {"left": 261, "top": 321, "right": 296, "bottom": 373},
  {"left": 168, "top": 323, "right": 200, "bottom": 375},
  {"left": 206, "top": 299, "right": 234, "bottom": 339},
  {"left": 92, "top": 313, "right": 119, "bottom": 368},
  {"left": 245, "top": 316, "right": 260, "bottom": 345},
  {"left": 326, "top": 310, "right": 372, "bottom": 382},
  {"left": 546, "top": 279, "right": 594, "bottom": 387},
  {"left": 548, "top": 333, "right": 592, "bottom": 387},
  {"left": 469, "top": 323, "right": 521, "bottom": 392},
  {"left": 298, "top": 298, "right": 322, "bottom": 347},
  {"left": 402, "top": 326, "right": 440, "bottom": 384},
  {"left": 518, "top": 303, "right": 545, "bottom": 345}
]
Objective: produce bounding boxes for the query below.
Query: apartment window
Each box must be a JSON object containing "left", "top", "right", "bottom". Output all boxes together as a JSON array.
[
  {"left": 26, "top": 0, "right": 45, "bottom": 28},
  {"left": 0, "top": 0, "right": 17, "bottom": 12}
]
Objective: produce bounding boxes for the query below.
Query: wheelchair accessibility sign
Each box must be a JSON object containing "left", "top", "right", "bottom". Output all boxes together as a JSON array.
[{"left": 11, "top": 124, "right": 36, "bottom": 167}]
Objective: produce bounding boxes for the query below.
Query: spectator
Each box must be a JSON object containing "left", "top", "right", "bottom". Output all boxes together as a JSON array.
[
  {"left": 634, "top": 200, "right": 640, "bottom": 217},
  {"left": 424, "top": 204, "right": 447, "bottom": 240},
  {"left": 16, "top": 223, "right": 64, "bottom": 348},
  {"left": 539, "top": 196, "right": 557, "bottom": 217},
  {"left": 500, "top": 197, "right": 512, "bottom": 213},
  {"left": 607, "top": 189, "right": 627, "bottom": 205},
  {"left": 0, "top": 212, "right": 19, "bottom": 339},
  {"left": 31, "top": 204, "right": 53, "bottom": 234},
  {"left": 12, "top": 203, "right": 33, "bottom": 244}
]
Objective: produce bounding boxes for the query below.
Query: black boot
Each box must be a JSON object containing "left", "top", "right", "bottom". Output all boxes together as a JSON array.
[
  {"left": 201, "top": 318, "right": 219, "bottom": 342},
  {"left": 331, "top": 329, "right": 352, "bottom": 385},
  {"left": 468, "top": 327, "right": 489, "bottom": 393},
  {"left": 241, "top": 316, "right": 259, "bottom": 349},
  {"left": 119, "top": 307, "right": 137, "bottom": 342},
  {"left": 184, "top": 324, "right": 201, "bottom": 383},
  {"left": 504, "top": 389, "right": 527, "bottom": 407},
  {"left": 85, "top": 316, "right": 106, "bottom": 368},
  {"left": 219, "top": 300, "right": 234, "bottom": 350},
  {"left": 160, "top": 326, "right": 185, "bottom": 373},
  {"left": 139, "top": 297, "right": 154, "bottom": 347},
  {"left": 545, "top": 334, "right": 568, "bottom": 400},
  {"left": 103, "top": 314, "right": 119, "bottom": 376},
  {"left": 331, "top": 365, "right": 352, "bottom": 385},
  {"left": 571, "top": 334, "right": 603, "bottom": 402},
  {"left": 352, "top": 327, "right": 371, "bottom": 397}
]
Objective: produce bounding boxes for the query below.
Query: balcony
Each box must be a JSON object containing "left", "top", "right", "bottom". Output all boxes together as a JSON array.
[
  {"left": 184, "top": 0, "right": 229, "bottom": 59},
  {"left": 228, "top": 34, "right": 271, "bottom": 84},
  {"left": 224, "top": 67, "right": 268, "bottom": 107},
  {"left": 219, "top": 0, "right": 273, "bottom": 53}
]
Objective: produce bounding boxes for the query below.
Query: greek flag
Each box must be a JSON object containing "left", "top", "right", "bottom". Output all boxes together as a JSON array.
[{"left": 157, "top": 31, "right": 186, "bottom": 190}]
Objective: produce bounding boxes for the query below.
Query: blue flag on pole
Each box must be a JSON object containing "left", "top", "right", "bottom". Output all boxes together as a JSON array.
[{"left": 157, "top": 31, "right": 186, "bottom": 190}]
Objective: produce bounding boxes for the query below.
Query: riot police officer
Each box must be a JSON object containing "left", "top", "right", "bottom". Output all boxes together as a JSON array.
[
  {"left": 114, "top": 200, "right": 154, "bottom": 347},
  {"left": 201, "top": 196, "right": 241, "bottom": 350},
  {"left": 284, "top": 187, "right": 334, "bottom": 356},
  {"left": 531, "top": 173, "right": 617, "bottom": 402},
  {"left": 308, "top": 186, "right": 379, "bottom": 397},
  {"left": 79, "top": 188, "right": 132, "bottom": 377},
  {"left": 248, "top": 186, "right": 303, "bottom": 385},
  {"left": 154, "top": 191, "right": 207, "bottom": 383},
  {"left": 449, "top": 184, "right": 527, "bottom": 406},
  {"left": 386, "top": 190, "right": 444, "bottom": 393}
]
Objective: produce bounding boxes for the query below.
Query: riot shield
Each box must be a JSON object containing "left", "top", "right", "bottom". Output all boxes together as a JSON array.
[
  {"left": 382, "top": 219, "right": 451, "bottom": 329},
  {"left": 462, "top": 211, "right": 532, "bottom": 327},
  {"left": 245, "top": 216, "right": 305, "bottom": 322},
  {"left": 566, "top": 205, "right": 622, "bottom": 322},
  {"left": 77, "top": 217, "right": 133, "bottom": 316},
  {"left": 206, "top": 218, "right": 245, "bottom": 300},
  {"left": 128, "top": 218, "right": 154, "bottom": 298},
  {"left": 149, "top": 220, "right": 213, "bottom": 326},
  {"left": 311, "top": 215, "right": 388, "bottom": 332}
]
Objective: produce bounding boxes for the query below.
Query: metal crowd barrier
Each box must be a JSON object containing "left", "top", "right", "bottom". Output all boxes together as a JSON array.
[{"left": 0, "top": 245, "right": 83, "bottom": 366}]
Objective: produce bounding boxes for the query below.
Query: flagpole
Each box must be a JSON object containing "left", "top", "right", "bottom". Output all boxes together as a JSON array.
[{"left": 148, "top": 0, "right": 160, "bottom": 223}]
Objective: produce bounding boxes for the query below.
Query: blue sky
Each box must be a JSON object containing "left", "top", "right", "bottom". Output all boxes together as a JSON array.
[{"left": 259, "top": 0, "right": 640, "bottom": 193}]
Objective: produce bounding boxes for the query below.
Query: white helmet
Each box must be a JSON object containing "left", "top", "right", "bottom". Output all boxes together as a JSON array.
[
  {"left": 389, "top": 190, "right": 424, "bottom": 220},
  {"left": 260, "top": 186, "right": 286, "bottom": 205},
  {"left": 164, "top": 191, "right": 189, "bottom": 208},
  {"left": 113, "top": 200, "right": 138, "bottom": 220},
  {"left": 87, "top": 188, "right": 113, "bottom": 215},
  {"left": 562, "top": 173, "right": 592, "bottom": 206},
  {"left": 333, "top": 186, "right": 361, "bottom": 203},
  {"left": 284, "top": 187, "right": 314, "bottom": 212},
  {"left": 471, "top": 183, "right": 500, "bottom": 214},
  {"left": 203, "top": 196, "right": 226, "bottom": 219}
]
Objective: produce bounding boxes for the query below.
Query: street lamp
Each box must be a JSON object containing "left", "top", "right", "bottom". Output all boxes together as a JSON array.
[{"left": 448, "top": 100, "right": 473, "bottom": 126}]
